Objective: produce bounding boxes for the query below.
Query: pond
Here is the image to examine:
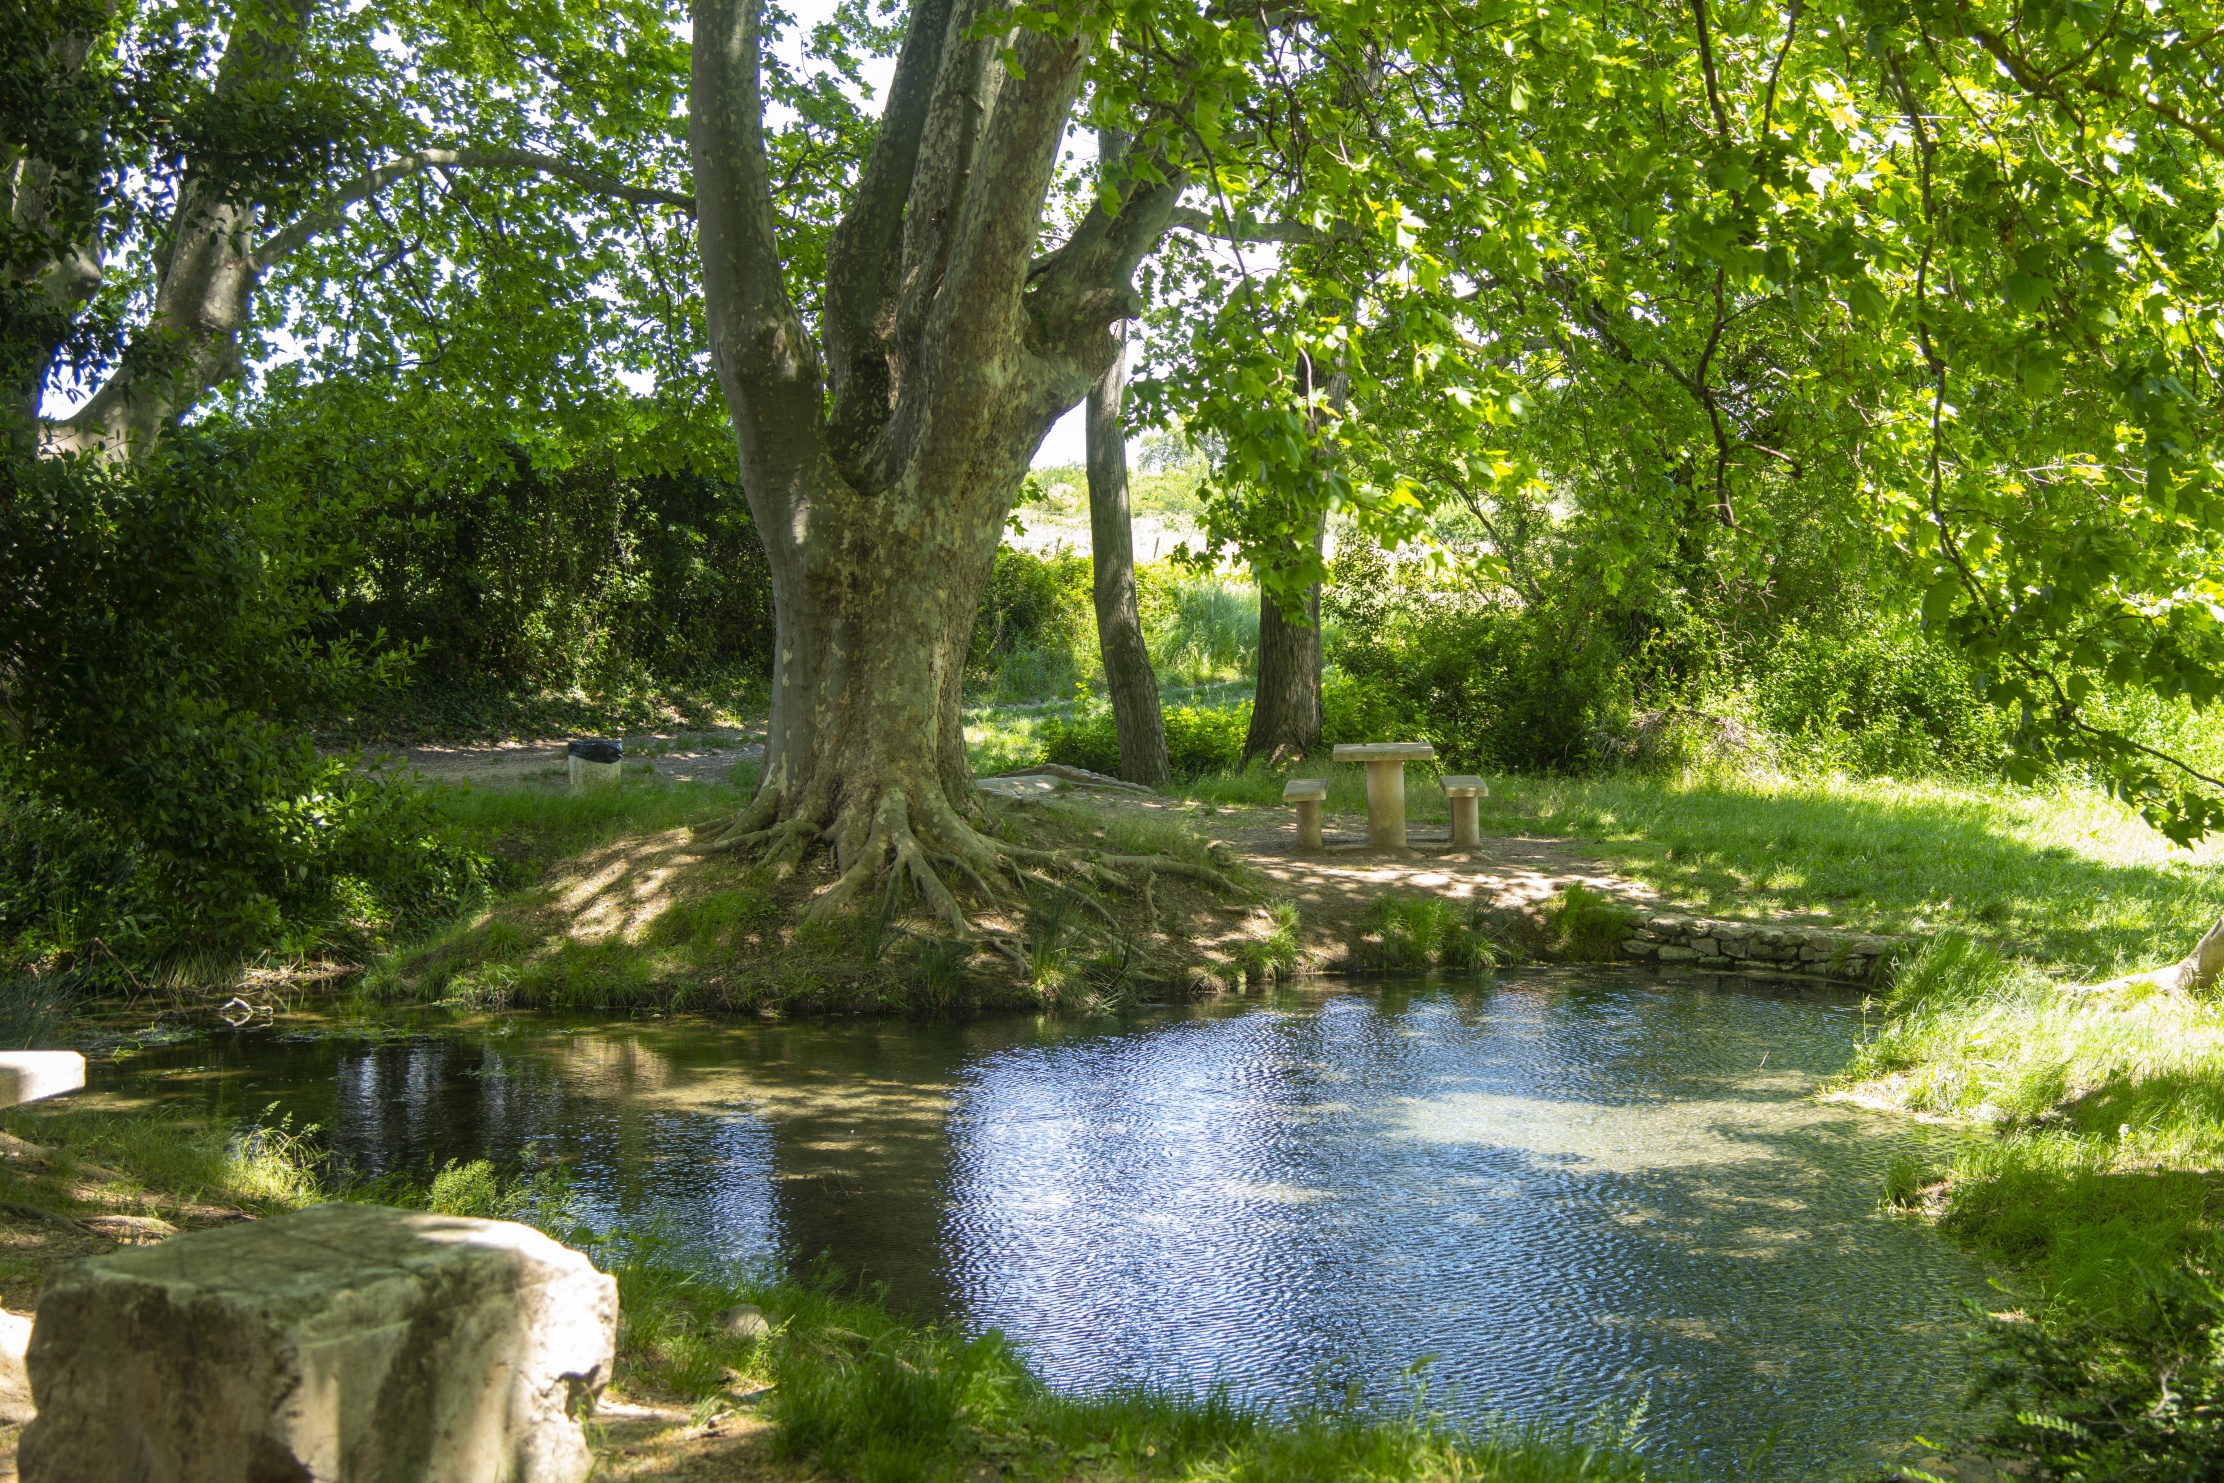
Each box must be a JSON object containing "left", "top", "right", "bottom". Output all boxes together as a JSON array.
[{"left": 90, "top": 968, "right": 1988, "bottom": 1478}]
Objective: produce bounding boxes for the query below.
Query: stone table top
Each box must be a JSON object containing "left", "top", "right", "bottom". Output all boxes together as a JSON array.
[{"left": 1331, "top": 743, "right": 1436, "bottom": 762}]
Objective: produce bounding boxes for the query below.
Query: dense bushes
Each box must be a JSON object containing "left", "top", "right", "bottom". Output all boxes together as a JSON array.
[
  {"left": 968, "top": 547, "right": 1097, "bottom": 703},
  {"left": 1752, "top": 621, "right": 2007, "bottom": 776},
  {"left": 1323, "top": 546, "right": 1652, "bottom": 772},
  {"left": 1970, "top": 1263, "right": 2224, "bottom": 1481},
  {"left": 967, "top": 549, "right": 1261, "bottom": 705},
  {"left": 317, "top": 453, "right": 776, "bottom": 695},
  {"left": 0, "top": 441, "right": 492, "bottom": 981},
  {"left": 1039, "top": 702, "right": 1253, "bottom": 777}
]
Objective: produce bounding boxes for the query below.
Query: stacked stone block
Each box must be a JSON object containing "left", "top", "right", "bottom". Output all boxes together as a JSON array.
[{"left": 1619, "top": 915, "right": 1894, "bottom": 982}]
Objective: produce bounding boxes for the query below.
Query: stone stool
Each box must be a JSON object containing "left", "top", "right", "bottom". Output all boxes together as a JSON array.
[
  {"left": 1439, "top": 775, "right": 1488, "bottom": 848},
  {"left": 567, "top": 737, "right": 623, "bottom": 789},
  {"left": 1283, "top": 778, "right": 1327, "bottom": 850},
  {"left": 22, "top": 1202, "right": 618, "bottom": 1483}
]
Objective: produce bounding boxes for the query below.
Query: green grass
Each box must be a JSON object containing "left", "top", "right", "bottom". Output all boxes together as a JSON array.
[
  {"left": 1475, "top": 772, "right": 2224, "bottom": 978},
  {"left": 1841, "top": 931, "right": 2224, "bottom": 1314},
  {"left": 431, "top": 763, "right": 762, "bottom": 866},
  {"left": 598, "top": 1242, "right": 1656, "bottom": 1483},
  {"left": 318, "top": 670, "right": 767, "bottom": 746}
]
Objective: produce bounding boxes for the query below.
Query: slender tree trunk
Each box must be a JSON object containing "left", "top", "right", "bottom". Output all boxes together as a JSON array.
[
  {"left": 1243, "top": 506, "right": 1327, "bottom": 762},
  {"left": 1085, "top": 325, "right": 1169, "bottom": 787},
  {"left": 1244, "top": 353, "right": 1346, "bottom": 762}
]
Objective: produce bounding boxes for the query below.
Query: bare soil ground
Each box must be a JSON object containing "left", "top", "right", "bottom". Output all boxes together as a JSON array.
[
  {"left": 1001, "top": 786, "right": 1671, "bottom": 970},
  {"left": 362, "top": 729, "right": 766, "bottom": 790}
]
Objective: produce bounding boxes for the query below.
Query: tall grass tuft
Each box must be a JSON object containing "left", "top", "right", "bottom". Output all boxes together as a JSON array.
[{"left": 1353, "top": 894, "right": 1499, "bottom": 973}]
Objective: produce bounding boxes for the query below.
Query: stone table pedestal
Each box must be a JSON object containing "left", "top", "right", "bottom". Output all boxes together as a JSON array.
[
  {"left": 1331, "top": 742, "right": 1436, "bottom": 848},
  {"left": 1282, "top": 777, "right": 1327, "bottom": 850},
  {"left": 22, "top": 1202, "right": 618, "bottom": 1483}
]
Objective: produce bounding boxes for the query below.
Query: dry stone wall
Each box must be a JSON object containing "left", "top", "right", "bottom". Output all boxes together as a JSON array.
[{"left": 1618, "top": 915, "right": 1896, "bottom": 983}]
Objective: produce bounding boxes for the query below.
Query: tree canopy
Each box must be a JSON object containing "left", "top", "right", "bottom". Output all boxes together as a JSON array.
[{"left": 9, "top": 0, "right": 2224, "bottom": 839}]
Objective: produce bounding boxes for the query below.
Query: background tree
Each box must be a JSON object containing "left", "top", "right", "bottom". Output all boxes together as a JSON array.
[{"left": 1085, "top": 322, "right": 1172, "bottom": 787}]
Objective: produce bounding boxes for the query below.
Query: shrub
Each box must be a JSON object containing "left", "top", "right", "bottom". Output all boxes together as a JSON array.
[
  {"left": 1324, "top": 548, "right": 1642, "bottom": 773},
  {"left": 969, "top": 546, "right": 1097, "bottom": 702},
  {"left": 1752, "top": 620, "right": 2008, "bottom": 776},
  {"left": 1137, "top": 561, "right": 1257, "bottom": 684},
  {"left": 1969, "top": 1263, "right": 2224, "bottom": 1481},
  {"left": 314, "top": 451, "right": 776, "bottom": 696},
  {"left": 1352, "top": 894, "right": 1499, "bottom": 972},
  {"left": 1545, "top": 884, "right": 1641, "bottom": 961},
  {"left": 0, "top": 440, "right": 493, "bottom": 974},
  {"left": 1039, "top": 701, "right": 1252, "bottom": 778},
  {"left": 1320, "top": 667, "right": 1428, "bottom": 749}
]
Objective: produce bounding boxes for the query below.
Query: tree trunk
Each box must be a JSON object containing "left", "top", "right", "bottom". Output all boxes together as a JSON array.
[
  {"left": 1243, "top": 506, "right": 1327, "bottom": 762},
  {"left": 1085, "top": 326, "right": 1170, "bottom": 787},
  {"left": 44, "top": 0, "right": 313, "bottom": 461},
  {"left": 688, "top": 0, "right": 1210, "bottom": 926},
  {"left": 4, "top": 17, "right": 110, "bottom": 442}
]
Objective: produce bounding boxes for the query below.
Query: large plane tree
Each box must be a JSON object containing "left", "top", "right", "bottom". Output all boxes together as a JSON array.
[{"left": 682, "top": 0, "right": 1415, "bottom": 917}]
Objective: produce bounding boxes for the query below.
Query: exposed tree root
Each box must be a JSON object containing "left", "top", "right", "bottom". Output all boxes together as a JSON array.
[
  {"left": 2077, "top": 914, "right": 2224, "bottom": 997},
  {"left": 695, "top": 780, "right": 1245, "bottom": 960}
]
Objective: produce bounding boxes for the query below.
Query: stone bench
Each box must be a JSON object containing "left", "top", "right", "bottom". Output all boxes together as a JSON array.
[
  {"left": 1439, "top": 775, "right": 1488, "bottom": 848},
  {"left": 22, "top": 1201, "right": 618, "bottom": 1483},
  {"left": 1330, "top": 742, "right": 1435, "bottom": 848},
  {"left": 1283, "top": 778, "right": 1327, "bottom": 850}
]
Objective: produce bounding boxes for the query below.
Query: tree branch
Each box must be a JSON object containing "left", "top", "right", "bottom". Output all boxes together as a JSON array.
[
  {"left": 1165, "top": 205, "right": 1322, "bottom": 244},
  {"left": 252, "top": 147, "right": 695, "bottom": 272},
  {"left": 691, "top": 0, "right": 828, "bottom": 482},
  {"left": 824, "top": 0, "right": 957, "bottom": 462}
]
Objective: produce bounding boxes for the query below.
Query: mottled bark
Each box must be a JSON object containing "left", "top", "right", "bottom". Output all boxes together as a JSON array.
[
  {"left": 690, "top": 0, "right": 1203, "bottom": 917},
  {"left": 1243, "top": 508, "right": 1327, "bottom": 762},
  {"left": 1085, "top": 328, "right": 1169, "bottom": 788},
  {"left": 47, "top": 0, "right": 315, "bottom": 460}
]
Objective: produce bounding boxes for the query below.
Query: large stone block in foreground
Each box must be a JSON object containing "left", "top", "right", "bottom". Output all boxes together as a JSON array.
[{"left": 20, "top": 1201, "right": 617, "bottom": 1483}]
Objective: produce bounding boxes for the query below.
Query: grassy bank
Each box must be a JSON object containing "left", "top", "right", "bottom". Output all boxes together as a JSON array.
[
  {"left": 0, "top": 1100, "right": 1654, "bottom": 1483},
  {"left": 1468, "top": 772, "right": 2224, "bottom": 978},
  {"left": 369, "top": 769, "right": 1278, "bottom": 1018}
]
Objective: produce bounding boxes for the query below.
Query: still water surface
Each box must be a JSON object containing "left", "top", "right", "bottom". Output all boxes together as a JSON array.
[{"left": 95, "top": 969, "right": 1987, "bottom": 1477}]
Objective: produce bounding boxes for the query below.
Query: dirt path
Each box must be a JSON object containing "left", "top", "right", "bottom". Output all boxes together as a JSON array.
[
  {"left": 364, "top": 736, "right": 1667, "bottom": 959},
  {"left": 1058, "top": 790, "right": 1667, "bottom": 964},
  {"left": 363, "top": 729, "right": 765, "bottom": 789}
]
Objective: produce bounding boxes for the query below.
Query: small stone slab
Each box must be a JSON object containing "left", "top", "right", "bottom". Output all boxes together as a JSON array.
[
  {"left": 0, "top": 1053, "right": 83, "bottom": 1109},
  {"left": 1438, "top": 775, "right": 1489, "bottom": 798},
  {"left": 1331, "top": 742, "right": 1436, "bottom": 762},
  {"left": 566, "top": 737, "right": 623, "bottom": 764},
  {"left": 1282, "top": 778, "right": 1328, "bottom": 801},
  {"left": 977, "top": 775, "right": 1060, "bottom": 800},
  {"left": 994, "top": 764, "right": 1156, "bottom": 795},
  {"left": 22, "top": 1202, "right": 617, "bottom": 1483}
]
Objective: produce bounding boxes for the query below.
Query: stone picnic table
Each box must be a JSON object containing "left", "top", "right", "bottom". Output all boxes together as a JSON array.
[{"left": 1331, "top": 742, "right": 1436, "bottom": 848}]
